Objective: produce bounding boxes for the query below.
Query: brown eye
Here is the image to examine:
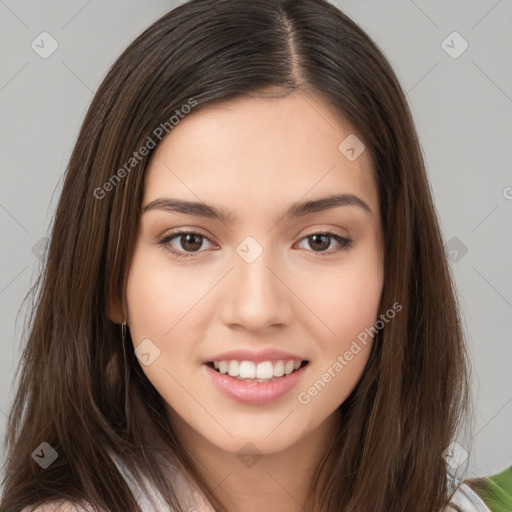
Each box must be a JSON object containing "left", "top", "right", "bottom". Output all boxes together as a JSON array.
[
  {"left": 296, "top": 232, "right": 353, "bottom": 255},
  {"left": 157, "top": 230, "right": 216, "bottom": 259},
  {"left": 308, "top": 234, "right": 331, "bottom": 252},
  {"left": 179, "top": 233, "right": 204, "bottom": 252}
]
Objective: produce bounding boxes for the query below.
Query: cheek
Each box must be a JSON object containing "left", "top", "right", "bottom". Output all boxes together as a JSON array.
[
  {"left": 294, "top": 246, "right": 383, "bottom": 350},
  {"left": 124, "top": 249, "right": 203, "bottom": 395},
  {"left": 294, "top": 259, "right": 382, "bottom": 410},
  {"left": 125, "top": 247, "right": 209, "bottom": 342},
  {"left": 321, "top": 273, "right": 382, "bottom": 344}
]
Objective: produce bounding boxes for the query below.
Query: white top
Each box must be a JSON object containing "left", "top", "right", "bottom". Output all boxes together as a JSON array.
[
  {"left": 109, "top": 452, "right": 491, "bottom": 512},
  {"left": 19, "top": 454, "right": 493, "bottom": 512},
  {"left": 109, "top": 451, "right": 215, "bottom": 512},
  {"left": 446, "top": 479, "right": 491, "bottom": 512}
]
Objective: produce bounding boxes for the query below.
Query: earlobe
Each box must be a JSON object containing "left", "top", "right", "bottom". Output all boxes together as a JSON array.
[{"left": 106, "top": 293, "right": 125, "bottom": 325}]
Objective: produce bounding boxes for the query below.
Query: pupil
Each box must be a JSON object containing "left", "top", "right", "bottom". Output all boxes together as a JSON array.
[
  {"left": 182, "top": 234, "right": 202, "bottom": 251},
  {"left": 310, "top": 234, "right": 329, "bottom": 251}
]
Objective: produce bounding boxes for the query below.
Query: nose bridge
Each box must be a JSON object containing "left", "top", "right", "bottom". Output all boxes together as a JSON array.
[{"left": 220, "top": 237, "right": 292, "bottom": 331}]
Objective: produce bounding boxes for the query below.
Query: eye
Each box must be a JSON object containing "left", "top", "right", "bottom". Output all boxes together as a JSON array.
[
  {"left": 157, "top": 230, "right": 216, "bottom": 259},
  {"left": 157, "top": 230, "right": 353, "bottom": 259},
  {"left": 295, "top": 232, "right": 353, "bottom": 255}
]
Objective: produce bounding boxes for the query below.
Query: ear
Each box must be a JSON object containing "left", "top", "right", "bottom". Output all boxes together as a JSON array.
[{"left": 107, "top": 291, "right": 125, "bottom": 325}]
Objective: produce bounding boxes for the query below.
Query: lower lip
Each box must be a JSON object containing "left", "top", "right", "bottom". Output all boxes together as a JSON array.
[{"left": 203, "top": 363, "right": 308, "bottom": 405}]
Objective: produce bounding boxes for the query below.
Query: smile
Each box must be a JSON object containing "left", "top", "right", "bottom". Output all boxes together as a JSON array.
[
  {"left": 208, "top": 359, "right": 308, "bottom": 381},
  {"left": 203, "top": 360, "right": 310, "bottom": 405}
]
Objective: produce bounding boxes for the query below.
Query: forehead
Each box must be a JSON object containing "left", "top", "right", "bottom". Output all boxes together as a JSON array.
[{"left": 144, "top": 92, "right": 379, "bottom": 220}]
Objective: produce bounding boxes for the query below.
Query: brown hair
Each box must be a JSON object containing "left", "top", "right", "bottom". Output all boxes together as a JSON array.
[{"left": 1, "top": 0, "right": 474, "bottom": 510}]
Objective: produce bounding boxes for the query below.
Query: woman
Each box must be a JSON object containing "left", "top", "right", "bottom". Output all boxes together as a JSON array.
[{"left": 1, "top": 0, "right": 502, "bottom": 510}]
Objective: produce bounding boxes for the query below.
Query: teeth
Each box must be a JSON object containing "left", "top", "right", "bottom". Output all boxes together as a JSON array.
[
  {"left": 211, "top": 359, "right": 305, "bottom": 379},
  {"left": 284, "top": 361, "right": 295, "bottom": 375},
  {"left": 273, "top": 360, "right": 284, "bottom": 377},
  {"left": 256, "top": 361, "right": 273, "bottom": 379},
  {"left": 239, "top": 361, "right": 256, "bottom": 379},
  {"left": 228, "top": 360, "right": 239, "bottom": 377}
]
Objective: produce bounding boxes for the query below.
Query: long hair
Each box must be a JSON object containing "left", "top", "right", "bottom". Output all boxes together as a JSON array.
[{"left": 1, "top": 0, "right": 474, "bottom": 510}]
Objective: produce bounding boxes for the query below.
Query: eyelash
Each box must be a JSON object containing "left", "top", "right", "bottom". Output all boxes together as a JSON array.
[{"left": 156, "top": 229, "right": 353, "bottom": 259}]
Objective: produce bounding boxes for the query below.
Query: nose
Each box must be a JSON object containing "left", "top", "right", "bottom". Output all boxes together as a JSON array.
[{"left": 219, "top": 247, "right": 294, "bottom": 333}]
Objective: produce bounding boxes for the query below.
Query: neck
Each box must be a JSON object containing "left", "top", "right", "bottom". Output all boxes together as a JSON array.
[{"left": 170, "top": 409, "right": 341, "bottom": 512}]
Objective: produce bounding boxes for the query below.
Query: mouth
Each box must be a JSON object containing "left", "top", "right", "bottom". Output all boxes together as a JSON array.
[
  {"left": 203, "top": 359, "right": 310, "bottom": 405},
  {"left": 205, "top": 359, "right": 309, "bottom": 383}
]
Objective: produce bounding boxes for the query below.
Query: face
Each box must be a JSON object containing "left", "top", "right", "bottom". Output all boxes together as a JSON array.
[{"left": 119, "top": 91, "right": 384, "bottom": 456}]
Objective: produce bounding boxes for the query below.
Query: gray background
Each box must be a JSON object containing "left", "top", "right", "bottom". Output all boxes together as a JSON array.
[{"left": 1, "top": 0, "right": 511, "bottom": 483}]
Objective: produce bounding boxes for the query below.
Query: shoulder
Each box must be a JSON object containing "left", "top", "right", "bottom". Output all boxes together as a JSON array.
[
  {"left": 462, "top": 464, "right": 512, "bottom": 511},
  {"left": 447, "top": 480, "right": 492, "bottom": 512}
]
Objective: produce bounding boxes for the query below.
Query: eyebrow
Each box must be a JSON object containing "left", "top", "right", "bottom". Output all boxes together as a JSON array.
[{"left": 142, "top": 193, "right": 373, "bottom": 223}]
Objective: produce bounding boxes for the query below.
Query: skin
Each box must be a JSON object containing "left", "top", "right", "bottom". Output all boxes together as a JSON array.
[{"left": 109, "top": 91, "right": 384, "bottom": 512}]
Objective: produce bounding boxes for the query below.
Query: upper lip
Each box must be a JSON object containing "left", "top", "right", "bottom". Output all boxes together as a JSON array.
[{"left": 205, "top": 348, "right": 307, "bottom": 364}]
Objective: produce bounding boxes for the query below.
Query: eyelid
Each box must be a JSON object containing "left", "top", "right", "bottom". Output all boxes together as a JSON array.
[{"left": 298, "top": 225, "right": 350, "bottom": 239}]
